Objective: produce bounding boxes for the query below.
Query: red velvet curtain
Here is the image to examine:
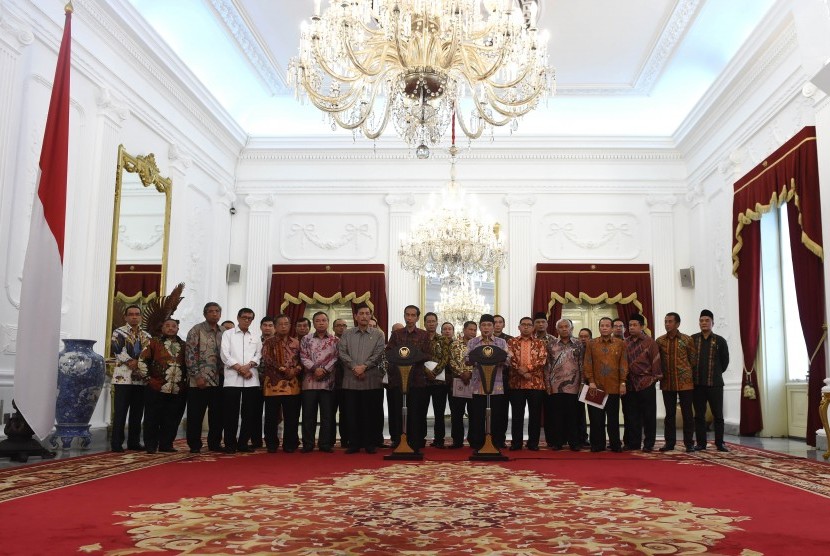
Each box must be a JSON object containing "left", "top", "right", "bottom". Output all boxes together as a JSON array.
[
  {"left": 114, "top": 264, "right": 161, "bottom": 297},
  {"left": 732, "top": 126, "right": 824, "bottom": 442},
  {"left": 533, "top": 264, "right": 654, "bottom": 335},
  {"left": 268, "top": 264, "right": 388, "bottom": 334},
  {"left": 787, "top": 201, "right": 825, "bottom": 443}
]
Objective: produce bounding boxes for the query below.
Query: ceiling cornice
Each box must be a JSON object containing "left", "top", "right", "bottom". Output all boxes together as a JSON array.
[{"left": 206, "top": 0, "right": 288, "bottom": 95}]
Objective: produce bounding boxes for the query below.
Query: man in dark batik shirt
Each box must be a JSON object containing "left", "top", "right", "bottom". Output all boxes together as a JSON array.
[
  {"left": 692, "top": 309, "right": 730, "bottom": 452},
  {"left": 623, "top": 314, "right": 662, "bottom": 452}
]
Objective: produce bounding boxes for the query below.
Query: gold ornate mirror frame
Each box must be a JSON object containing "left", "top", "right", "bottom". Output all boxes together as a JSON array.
[{"left": 104, "top": 145, "right": 172, "bottom": 358}]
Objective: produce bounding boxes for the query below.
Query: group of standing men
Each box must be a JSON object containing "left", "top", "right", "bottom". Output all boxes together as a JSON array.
[{"left": 109, "top": 299, "right": 730, "bottom": 455}]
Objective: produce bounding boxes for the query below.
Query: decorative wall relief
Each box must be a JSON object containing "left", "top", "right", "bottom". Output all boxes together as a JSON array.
[
  {"left": 540, "top": 213, "right": 640, "bottom": 260},
  {"left": 281, "top": 213, "right": 378, "bottom": 260},
  {"left": 0, "top": 322, "right": 17, "bottom": 355}
]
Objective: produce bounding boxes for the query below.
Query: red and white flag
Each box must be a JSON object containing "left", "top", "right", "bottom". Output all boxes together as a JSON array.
[{"left": 14, "top": 6, "right": 72, "bottom": 440}]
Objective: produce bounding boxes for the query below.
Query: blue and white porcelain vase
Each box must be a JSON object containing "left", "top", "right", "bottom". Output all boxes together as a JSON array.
[{"left": 51, "top": 339, "right": 105, "bottom": 450}]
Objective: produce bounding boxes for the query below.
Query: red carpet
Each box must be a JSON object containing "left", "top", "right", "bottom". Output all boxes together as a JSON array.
[{"left": 0, "top": 443, "right": 827, "bottom": 555}]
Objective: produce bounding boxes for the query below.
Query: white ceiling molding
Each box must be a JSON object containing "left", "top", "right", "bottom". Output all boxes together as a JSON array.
[
  {"left": 556, "top": 0, "right": 702, "bottom": 96},
  {"left": 207, "top": 0, "right": 288, "bottom": 95}
]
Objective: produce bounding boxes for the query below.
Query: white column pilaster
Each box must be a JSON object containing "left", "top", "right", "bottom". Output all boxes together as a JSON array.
[
  {"left": 244, "top": 194, "right": 274, "bottom": 317},
  {"left": 385, "top": 194, "right": 416, "bottom": 327},
  {"left": 646, "top": 194, "right": 678, "bottom": 324},
  {"left": 85, "top": 90, "right": 128, "bottom": 430},
  {"left": 211, "top": 184, "right": 236, "bottom": 308},
  {"left": 166, "top": 143, "right": 193, "bottom": 291},
  {"left": 503, "top": 194, "right": 536, "bottom": 330}
]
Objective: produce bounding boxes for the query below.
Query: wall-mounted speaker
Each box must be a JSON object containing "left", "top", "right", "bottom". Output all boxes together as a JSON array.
[
  {"left": 811, "top": 62, "right": 830, "bottom": 95},
  {"left": 226, "top": 263, "right": 241, "bottom": 284},
  {"left": 679, "top": 267, "right": 695, "bottom": 288}
]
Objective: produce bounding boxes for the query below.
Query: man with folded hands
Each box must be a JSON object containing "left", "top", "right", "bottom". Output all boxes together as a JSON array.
[
  {"left": 583, "top": 317, "right": 629, "bottom": 453},
  {"left": 623, "top": 313, "right": 662, "bottom": 452}
]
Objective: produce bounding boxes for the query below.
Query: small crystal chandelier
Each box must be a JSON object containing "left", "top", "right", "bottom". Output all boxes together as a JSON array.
[
  {"left": 434, "top": 277, "right": 491, "bottom": 330},
  {"left": 289, "top": 0, "right": 554, "bottom": 155},
  {"left": 398, "top": 115, "right": 506, "bottom": 281}
]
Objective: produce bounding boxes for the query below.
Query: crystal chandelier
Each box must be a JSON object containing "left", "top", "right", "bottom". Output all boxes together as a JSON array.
[
  {"left": 289, "top": 0, "right": 554, "bottom": 156},
  {"left": 398, "top": 117, "right": 506, "bottom": 281},
  {"left": 434, "top": 277, "right": 491, "bottom": 330}
]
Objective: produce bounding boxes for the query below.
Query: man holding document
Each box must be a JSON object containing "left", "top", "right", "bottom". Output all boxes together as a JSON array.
[{"left": 582, "top": 317, "right": 629, "bottom": 452}]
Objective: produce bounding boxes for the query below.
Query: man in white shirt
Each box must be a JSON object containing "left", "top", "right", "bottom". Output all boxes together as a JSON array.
[{"left": 220, "top": 307, "right": 262, "bottom": 453}]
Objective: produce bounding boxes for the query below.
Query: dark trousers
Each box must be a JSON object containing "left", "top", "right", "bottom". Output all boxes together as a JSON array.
[
  {"left": 693, "top": 385, "right": 724, "bottom": 446},
  {"left": 509, "top": 389, "right": 544, "bottom": 448},
  {"left": 264, "top": 394, "right": 301, "bottom": 451},
  {"left": 250, "top": 389, "right": 264, "bottom": 448},
  {"left": 622, "top": 384, "right": 657, "bottom": 450},
  {"left": 386, "top": 386, "right": 403, "bottom": 445},
  {"left": 588, "top": 394, "right": 621, "bottom": 451},
  {"left": 469, "top": 394, "right": 508, "bottom": 450},
  {"left": 143, "top": 388, "right": 185, "bottom": 451},
  {"left": 302, "top": 389, "right": 334, "bottom": 450},
  {"left": 449, "top": 392, "right": 470, "bottom": 446},
  {"left": 426, "top": 383, "right": 448, "bottom": 443},
  {"left": 406, "top": 386, "right": 429, "bottom": 450},
  {"left": 222, "top": 387, "right": 259, "bottom": 450},
  {"left": 345, "top": 388, "right": 383, "bottom": 450},
  {"left": 544, "top": 392, "right": 581, "bottom": 448},
  {"left": 186, "top": 385, "right": 224, "bottom": 451},
  {"left": 493, "top": 387, "right": 510, "bottom": 448},
  {"left": 112, "top": 384, "right": 145, "bottom": 450},
  {"left": 662, "top": 389, "right": 695, "bottom": 448},
  {"left": 327, "top": 388, "right": 349, "bottom": 447}
]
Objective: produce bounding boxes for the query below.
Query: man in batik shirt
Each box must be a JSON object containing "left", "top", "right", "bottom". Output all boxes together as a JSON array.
[
  {"left": 506, "top": 317, "right": 547, "bottom": 451},
  {"left": 300, "top": 311, "right": 339, "bottom": 452},
  {"left": 466, "top": 314, "right": 511, "bottom": 450},
  {"left": 424, "top": 312, "right": 451, "bottom": 448},
  {"left": 110, "top": 304, "right": 151, "bottom": 452},
  {"left": 139, "top": 318, "right": 187, "bottom": 453},
  {"left": 185, "top": 302, "right": 225, "bottom": 454},
  {"left": 583, "top": 317, "right": 629, "bottom": 452},
  {"left": 387, "top": 305, "right": 433, "bottom": 453},
  {"left": 656, "top": 312, "right": 698, "bottom": 453},
  {"left": 329, "top": 318, "right": 349, "bottom": 449},
  {"left": 546, "top": 318, "right": 584, "bottom": 451},
  {"left": 624, "top": 314, "right": 662, "bottom": 452},
  {"left": 448, "top": 321, "right": 477, "bottom": 449},
  {"left": 261, "top": 314, "right": 302, "bottom": 453},
  {"left": 692, "top": 309, "right": 730, "bottom": 452}
]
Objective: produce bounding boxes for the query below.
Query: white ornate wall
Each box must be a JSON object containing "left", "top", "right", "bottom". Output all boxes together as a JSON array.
[{"left": 1, "top": 0, "right": 830, "bottom": 439}]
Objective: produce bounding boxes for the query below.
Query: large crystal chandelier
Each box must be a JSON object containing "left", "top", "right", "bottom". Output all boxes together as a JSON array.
[
  {"left": 289, "top": 0, "right": 554, "bottom": 156},
  {"left": 434, "top": 277, "right": 491, "bottom": 330},
  {"left": 398, "top": 117, "right": 506, "bottom": 281}
]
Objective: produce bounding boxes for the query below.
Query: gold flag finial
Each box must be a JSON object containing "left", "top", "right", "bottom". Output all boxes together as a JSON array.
[{"left": 65, "top": 1, "right": 74, "bottom": 14}]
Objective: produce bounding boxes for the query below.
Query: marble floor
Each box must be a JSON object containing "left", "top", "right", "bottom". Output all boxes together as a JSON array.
[{"left": 1, "top": 422, "right": 827, "bottom": 469}]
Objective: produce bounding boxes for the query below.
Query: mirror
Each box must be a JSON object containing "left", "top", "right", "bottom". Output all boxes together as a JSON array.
[
  {"left": 421, "top": 272, "right": 498, "bottom": 333},
  {"left": 104, "top": 145, "right": 172, "bottom": 358}
]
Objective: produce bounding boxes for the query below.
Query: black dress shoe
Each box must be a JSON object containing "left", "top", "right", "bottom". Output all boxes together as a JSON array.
[
  {"left": 569, "top": 445, "right": 581, "bottom": 452},
  {"left": 159, "top": 447, "right": 177, "bottom": 453},
  {"left": 509, "top": 445, "right": 523, "bottom": 451},
  {"left": 146, "top": 449, "right": 157, "bottom": 454},
  {"left": 345, "top": 447, "right": 360, "bottom": 454},
  {"left": 189, "top": 448, "right": 200, "bottom": 454},
  {"left": 128, "top": 444, "right": 145, "bottom": 451},
  {"left": 685, "top": 446, "right": 696, "bottom": 453},
  {"left": 642, "top": 447, "right": 653, "bottom": 453},
  {"left": 237, "top": 446, "right": 253, "bottom": 453},
  {"left": 284, "top": 448, "right": 296, "bottom": 454},
  {"left": 695, "top": 444, "right": 707, "bottom": 451},
  {"left": 301, "top": 446, "right": 314, "bottom": 453},
  {"left": 429, "top": 441, "right": 445, "bottom": 449},
  {"left": 112, "top": 447, "right": 125, "bottom": 453},
  {"left": 448, "top": 443, "right": 463, "bottom": 449},
  {"left": 549, "top": 445, "right": 563, "bottom": 451},
  {"left": 590, "top": 447, "right": 605, "bottom": 453},
  {"left": 208, "top": 446, "right": 223, "bottom": 453},
  {"left": 224, "top": 447, "right": 237, "bottom": 454},
  {"left": 267, "top": 447, "right": 277, "bottom": 453},
  {"left": 366, "top": 447, "right": 377, "bottom": 454},
  {"left": 716, "top": 444, "right": 730, "bottom": 452},
  {"left": 527, "top": 445, "right": 540, "bottom": 451},
  {"left": 320, "top": 447, "right": 334, "bottom": 453},
  {"left": 658, "top": 445, "right": 674, "bottom": 452}
]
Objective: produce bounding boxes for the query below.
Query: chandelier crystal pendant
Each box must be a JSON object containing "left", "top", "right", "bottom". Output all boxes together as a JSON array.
[
  {"left": 398, "top": 116, "right": 506, "bottom": 282},
  {"left": 289, "top": 0, "right": 554, "bottom": 155},
  {"left": 435, "top": 277, "right": 492, "bottom": 331}
]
